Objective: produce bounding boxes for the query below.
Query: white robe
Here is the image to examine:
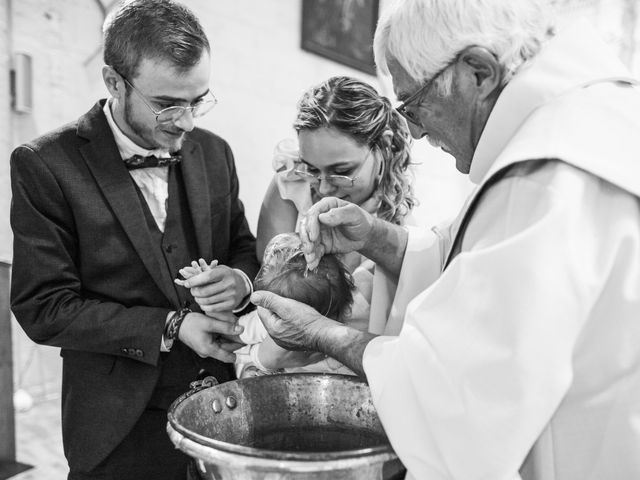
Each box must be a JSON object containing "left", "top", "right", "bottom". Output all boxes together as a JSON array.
[{"left": 363, "top": 21, "right": 640, "bottom": 480}]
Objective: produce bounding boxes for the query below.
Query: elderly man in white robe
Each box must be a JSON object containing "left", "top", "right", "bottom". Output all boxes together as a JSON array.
[{"left": 251, "top": 1, "right": 640, "bottom": 479}]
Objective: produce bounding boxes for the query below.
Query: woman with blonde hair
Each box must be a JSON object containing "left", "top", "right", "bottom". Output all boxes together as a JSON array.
[{"left": 257, "top": 75, "right": 416, "bottom": 337}]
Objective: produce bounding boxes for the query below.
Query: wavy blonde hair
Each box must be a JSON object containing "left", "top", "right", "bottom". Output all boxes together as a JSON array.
[{"left": 293, "top": 76, "right": 416, "bottom": 225}]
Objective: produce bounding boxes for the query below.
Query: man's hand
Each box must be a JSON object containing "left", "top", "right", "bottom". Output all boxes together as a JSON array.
[
  {"left": 178, "top": 264, "right": 249, "bottom": 314},
  {"left": 251, "top": 290, "right": 336, "bottom": 352},
  {"left": 252, "top": 290, "right": 375, "bottom": 378},
  {"left": 178, "top": 311, "right": 245, "bottom": 362},
  {"left": 300, "top": 197, "right": 375, "bottom": 270}
]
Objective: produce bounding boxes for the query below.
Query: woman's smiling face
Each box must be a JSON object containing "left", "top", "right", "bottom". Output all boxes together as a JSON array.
[{"left": 297, "top": 127, "right": 379, "bottom": 206}]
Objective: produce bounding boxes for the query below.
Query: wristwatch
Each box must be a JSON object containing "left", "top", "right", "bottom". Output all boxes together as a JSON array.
[{"left": 164, "top": 307, "right": 191, "bottom": 350}]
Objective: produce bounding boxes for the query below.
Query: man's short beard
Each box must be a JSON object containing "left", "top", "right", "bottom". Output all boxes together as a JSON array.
[{"left": 123, "top": 92, "right": 157, "bottom": 150}]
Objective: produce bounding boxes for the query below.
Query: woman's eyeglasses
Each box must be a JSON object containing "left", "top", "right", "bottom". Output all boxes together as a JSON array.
[{"left": 293, "top": 150, "right": 373, "bottom": 188}]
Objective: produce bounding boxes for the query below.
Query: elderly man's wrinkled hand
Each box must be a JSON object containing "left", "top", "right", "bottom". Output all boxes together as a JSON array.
[
  {"left": 300, "top": 197, "right": 374, "bottom": 270},
  {"left": 251, "top": 290, "right": 330, "bottom": 352}
]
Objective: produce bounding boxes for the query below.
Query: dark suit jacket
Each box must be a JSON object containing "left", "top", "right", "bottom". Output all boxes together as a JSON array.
[{"left": 9, "top": 100, "right": 259, "bottom": 472}]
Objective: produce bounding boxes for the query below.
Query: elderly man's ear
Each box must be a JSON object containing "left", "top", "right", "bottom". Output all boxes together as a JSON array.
[{"left": 457, "top": 46, "right": 503, "bottom": 100}]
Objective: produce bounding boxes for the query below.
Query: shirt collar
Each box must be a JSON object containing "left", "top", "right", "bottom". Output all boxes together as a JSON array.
[
  {"left": 469, "top": 20, "right": 631, "bottom": 185},
  {"left": 103, "top": 99, "right": 170, "bottom": 160}
]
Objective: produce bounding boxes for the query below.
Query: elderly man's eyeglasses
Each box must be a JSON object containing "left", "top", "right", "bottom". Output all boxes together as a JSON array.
[
  {"left": 114, "top": 69, "right": 217, "bottom": 124},
  {"left": 293, "top": 150, "right": 373, "bottom": 188},
  {"left": 395, "top": 58, "right": 457, "bottom": 128}
]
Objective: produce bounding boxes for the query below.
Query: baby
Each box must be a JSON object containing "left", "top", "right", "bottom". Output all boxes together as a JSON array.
[{"left": 177, "top": 232, "right": 355, "bottom": 377}]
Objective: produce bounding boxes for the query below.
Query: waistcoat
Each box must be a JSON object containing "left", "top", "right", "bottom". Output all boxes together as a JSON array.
[{"left": 134, "top": 166, "right": 234, "bottom": 408}]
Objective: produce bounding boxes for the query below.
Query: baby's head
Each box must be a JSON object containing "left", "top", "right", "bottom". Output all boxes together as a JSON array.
[{"left": 255, "top": 232, "right": 354, "bottom": 321}]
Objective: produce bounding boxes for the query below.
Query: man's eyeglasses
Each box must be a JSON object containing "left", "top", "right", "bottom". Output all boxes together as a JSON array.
[
  {"left": 114, "top": 68, "right": 217, "bottom": 124},
  {"left": 293, "top": 150, "right": 373, "bottom": 188},
  {"left": 395, "top": 57, "right": 457, "bottom": 128}
]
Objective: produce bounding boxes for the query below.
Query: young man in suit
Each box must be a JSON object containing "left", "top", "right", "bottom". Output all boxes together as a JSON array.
[{"left": 9, "top": 1, "right": 259, "bottom": 478}]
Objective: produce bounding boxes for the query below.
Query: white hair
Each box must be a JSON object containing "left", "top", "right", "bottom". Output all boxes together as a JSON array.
[{"left": 374, "top": 0, "right": 555, "bottom": 92}]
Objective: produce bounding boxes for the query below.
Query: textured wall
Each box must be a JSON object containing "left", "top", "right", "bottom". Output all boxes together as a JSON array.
[
  {"left": 2, "top": 0, "right": 105, "bottom": 262},
  {"left": 0, "top": 0, "right": 11, "bottom": 263}
]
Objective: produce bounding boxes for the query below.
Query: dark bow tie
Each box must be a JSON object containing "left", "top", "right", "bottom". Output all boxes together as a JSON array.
[{"left": 123, "top": 154, "right": 182, "bottom": 170}]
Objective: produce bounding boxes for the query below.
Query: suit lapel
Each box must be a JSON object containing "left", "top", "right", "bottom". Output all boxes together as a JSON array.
[
  {"left": 179, "top": 140, "right": 212, "bottom": 260},
  {"left": 77, "top": 101, "right": 179, "bottom": 305}
]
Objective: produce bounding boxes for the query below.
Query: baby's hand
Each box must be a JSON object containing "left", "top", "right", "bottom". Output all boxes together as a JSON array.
[{"left": 175, "top": 259, "right": 218, "bottom": 286}]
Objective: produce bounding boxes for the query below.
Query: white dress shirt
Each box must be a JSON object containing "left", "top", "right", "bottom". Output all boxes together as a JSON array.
[{"left": 103, "top": 100, "right": 171, "bottom": 232}]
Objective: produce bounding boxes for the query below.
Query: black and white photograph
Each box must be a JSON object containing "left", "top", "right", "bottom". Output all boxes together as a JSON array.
[{"left": 0, "top": 0, "right": 639, "bottom": 479}]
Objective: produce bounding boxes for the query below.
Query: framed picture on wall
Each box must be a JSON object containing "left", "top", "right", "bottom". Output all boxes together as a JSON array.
[{"left": 301, "top": 0, "right": 380, "bottom": 76}]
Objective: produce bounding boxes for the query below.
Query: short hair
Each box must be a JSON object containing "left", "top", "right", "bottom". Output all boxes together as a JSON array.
[
  {"left": 293, "top": 76, "right": 416, "bottom": 226},
  {"left": 374, "top": 0, "right": 555, "bottom": 94},
  {"left": 254, "top": 233, "right": 355, "bottom": 321},
  {"left": 103, "top": 0, "right": 210, "bottom": 80}
]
